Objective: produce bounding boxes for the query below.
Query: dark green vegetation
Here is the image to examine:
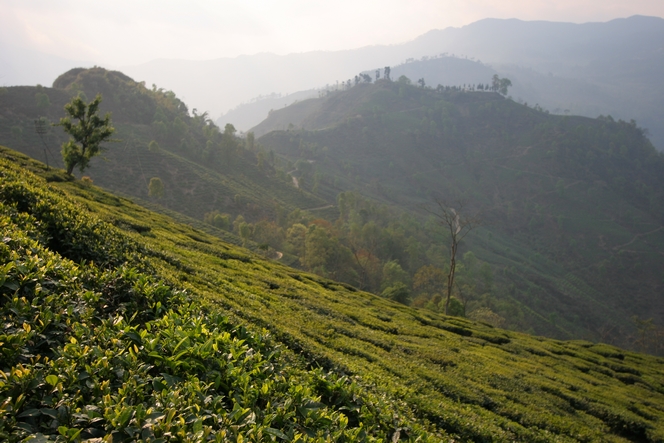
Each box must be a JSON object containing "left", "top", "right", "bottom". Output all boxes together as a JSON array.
[
  {"left": 2, "top": 68, "right": 663, "bottom": 353},
  {"left": 0, "top": 149, "right": 434, "bottom": 442},
  {"left": 57, "top": 94, "right": 115, "bottom": 175},
  {"left": 3, "top": 148, "right": 664, "bottom": 441},
  {"left": 0, "top": 67, "right": 324, "bottom": 222},
  {"left": 254, "top": 79, "right": 664, "bottom": 350}
]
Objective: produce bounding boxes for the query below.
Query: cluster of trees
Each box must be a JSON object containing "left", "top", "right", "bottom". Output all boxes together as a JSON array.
[
  {"left": 204, "top": 191, "right": 500, "bottom": 322},
  {"left": 411, "top": 74, "right": 512, "bottom": 95},
  {"left": 321, "top": 67, "right": 393, "bottom": 95}
]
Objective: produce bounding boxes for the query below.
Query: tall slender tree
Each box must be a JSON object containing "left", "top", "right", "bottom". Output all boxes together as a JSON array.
[
  {"left": 427, "top": 200, "right": 481, "bottom": 315},
  {"left": 57, "top": 94, "right": 115, "bottom": 175}
]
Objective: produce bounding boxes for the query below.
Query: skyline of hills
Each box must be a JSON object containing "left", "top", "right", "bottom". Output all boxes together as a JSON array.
[{"left": 3, "top": 15, "right": 663, "bottom": 148}]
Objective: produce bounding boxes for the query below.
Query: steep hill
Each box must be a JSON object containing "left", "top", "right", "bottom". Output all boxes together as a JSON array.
[
  {"left": 2, "top": 147, "right": 664, "bottom": 442},
  {"left": 255, "top": 80, "right": 664, "bottom": 347},
  {"left": 0, "top": 67, "right": 324, "bottom": 227}
]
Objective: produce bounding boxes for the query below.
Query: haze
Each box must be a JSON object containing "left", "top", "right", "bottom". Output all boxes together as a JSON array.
[{"left": 1, "top": 0, "right": 663, "bottom": 67}]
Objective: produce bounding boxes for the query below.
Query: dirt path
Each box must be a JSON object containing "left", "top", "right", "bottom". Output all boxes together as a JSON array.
[
  {"left": 286, "top": 169, "right": 299, "bottom": 188},
  {"left": 612, "top": 226, "right": 664, "bottom": 250},
  {"left": 305, "top": 204, "right": 334, "bottom": 211}
]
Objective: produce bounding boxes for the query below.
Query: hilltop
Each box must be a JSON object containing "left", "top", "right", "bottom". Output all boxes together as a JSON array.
[
  {"left": 116, "top": 15, "right": 664, "bottom": 149},
  {"left": 2, "top": 147, "right": 664, "bottom": 442}
]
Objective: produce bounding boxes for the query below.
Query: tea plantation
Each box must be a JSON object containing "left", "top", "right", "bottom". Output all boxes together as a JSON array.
[{"left": 1, "top": 147, "right": 664, "bottom": 442}]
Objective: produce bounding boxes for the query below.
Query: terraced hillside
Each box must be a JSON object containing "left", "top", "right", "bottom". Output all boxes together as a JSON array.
[
  {"left": 0, "top": 68, "right": 324, "bottom": 222},
  {"left": 2, "top": 68, "right": 663, "bottom": 350},
  {"left": 2, "top": 147, "right": 664, "bottom": 442},
  {"left": 255, "top": 80, "right": 664, "bottom": 347}
]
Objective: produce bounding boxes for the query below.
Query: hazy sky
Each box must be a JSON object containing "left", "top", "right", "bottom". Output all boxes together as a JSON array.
[{"left": 2, "top": 0, "right": 663, "bottom": 67}]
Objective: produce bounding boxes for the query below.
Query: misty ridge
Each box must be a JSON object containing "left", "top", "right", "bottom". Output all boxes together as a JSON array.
[
  {"left": 3, "top": 15, "right": 662, "bottom": 147},
  {"left": 110, "top": 15, "right": 664, "bottom": 149}
]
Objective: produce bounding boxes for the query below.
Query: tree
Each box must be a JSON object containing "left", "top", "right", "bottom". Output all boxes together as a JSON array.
[
  {"left": 148, "top": 177, "right": 164, "bottom": 198},
  {"left": 498, "top": 78, "right": 512, "bottom": 95},
  {"left": 382, "top": 283, "right": 410, "bottom": 305},
  {"left": 246, "top": 131, "right": 255, "bottom": 151},
  {"left": 398, "top": 75, "right": 411, "bottom": 85},
  {"left": 491, "top": 74, "right": 500, "bottom": 92},
  {"left": 384, "top": 66, "right": 391, "bottom": 81},
  {"left": 57, "top": 94, "right": 115, "bottom": 175},
  {"left": 427, "top": 200, "right": 481, "bottom": 315},
  {"left": 148, "top": 140, "right": 160, "bottom": 152},
  {"left": 491, "top": 74, "right": 512, "bottom": 95}
]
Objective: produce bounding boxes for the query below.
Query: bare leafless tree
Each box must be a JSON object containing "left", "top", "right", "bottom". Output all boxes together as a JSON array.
[{"left": 426, "top": 199, "right": 481, "bottom": 315}]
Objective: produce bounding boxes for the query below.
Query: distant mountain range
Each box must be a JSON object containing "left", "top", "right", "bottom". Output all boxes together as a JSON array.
[
  {"left": 3, "top": 16, "right": 662, "bottom": 148},
  {"left": 122, "top": 15, "right": 664, "bottom": 148}
]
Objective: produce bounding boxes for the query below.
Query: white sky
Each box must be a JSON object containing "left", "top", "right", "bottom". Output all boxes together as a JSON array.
[{"left": 1, "top": 0, "right": 663, "bottom": 66}]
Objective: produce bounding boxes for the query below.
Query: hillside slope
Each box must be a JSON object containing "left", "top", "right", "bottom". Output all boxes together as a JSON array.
[
  {"left": 2, "top": 147, "right": 664, "bottom": 442},
  {"left": 0, "top": 67, "right": 324, "bottom": 224},
  {"left": 255, "top": 80, "right": 664, "bottom": 347}
]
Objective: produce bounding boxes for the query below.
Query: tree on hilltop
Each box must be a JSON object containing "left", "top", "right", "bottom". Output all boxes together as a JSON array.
[
  {"left": 56, "top": 94, "right": 115, "bottom": 175},
  {"left": 491, "top": 74, "right": 512, "bottom": 95}
]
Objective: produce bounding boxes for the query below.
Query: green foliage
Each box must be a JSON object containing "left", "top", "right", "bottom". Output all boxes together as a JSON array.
[
  {"left": 204, "top": 210, "right": 231, "bottom": 230},
  {"left": 35, "top": 92, "right": 50, "bottom": 108},
  {"left": 0, "top": 67, "right": 327, "bottom": 229},
  {"left": 256, "top": 80, "right": 664, "bottom": 348},
  {"left": 3, "top": 151, "right": 664, "bottom": 441},
  {"left": 147, "top": 140, "right": 160, "bottom": 152},
  {"left": 148, "top": 177, "right": 164, "bottom": 198},
  {"left": 2, "top": 67, "right": 663, "bottom": 352},
  {"left": 56, "top": 94, "right": 115, "bottom": 175},
  {"left": 0, "top": 154, "right": 435, "bottom": 442},
  {"left": 445, "top": 297, "right": 465, "bottom": 316},
  {"left": 381, "top": 283, "right": 410, "bottom": 304}
]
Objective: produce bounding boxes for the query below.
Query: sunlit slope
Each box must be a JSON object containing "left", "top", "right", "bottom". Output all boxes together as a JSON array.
[
  {"left": 0, "top": 67, "right": 324, "bottom": 222},
  {"left": 3, "top": 147, "right": 664, "bottom": 442}
]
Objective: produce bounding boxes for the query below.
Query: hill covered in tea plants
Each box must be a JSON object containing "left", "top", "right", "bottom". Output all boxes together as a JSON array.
[
  {"left": 0, "top": 67, "right": 324, "bottom": 225},
  {"left": 2, "top": 67, "right": 664, "bottom": 351},
  {"left": 2, "top": 147, "right": 664, "bottom": 442},
  {"left": 254, "top": 79, "right": 664, "bottom": 349}
]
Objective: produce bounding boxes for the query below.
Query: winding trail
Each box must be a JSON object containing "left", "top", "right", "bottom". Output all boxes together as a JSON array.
[
  {"left": 286, "top": 169, "right": 299, "bottom": 188},
  {"left": 612, "top": 226, "right": 664, "bottom": 251}
]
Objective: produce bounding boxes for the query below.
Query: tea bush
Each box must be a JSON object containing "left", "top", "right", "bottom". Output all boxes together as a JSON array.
[{"left": 0, "top": 159, "right": 436, "bottom": 441}]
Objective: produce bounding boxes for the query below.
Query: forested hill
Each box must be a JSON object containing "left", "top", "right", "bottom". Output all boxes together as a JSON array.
[
  {"left": 2, "top": 147, "right": 664, "bottom": 441},
  {"left": 0, "top": 67, "right": 325, "bottom": 227},
  {"left": 2, "top": 67, "right": 663, "bottom": 351},
  {"left": 255, "top": 79, "right": 664, "bottom": 349}
]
